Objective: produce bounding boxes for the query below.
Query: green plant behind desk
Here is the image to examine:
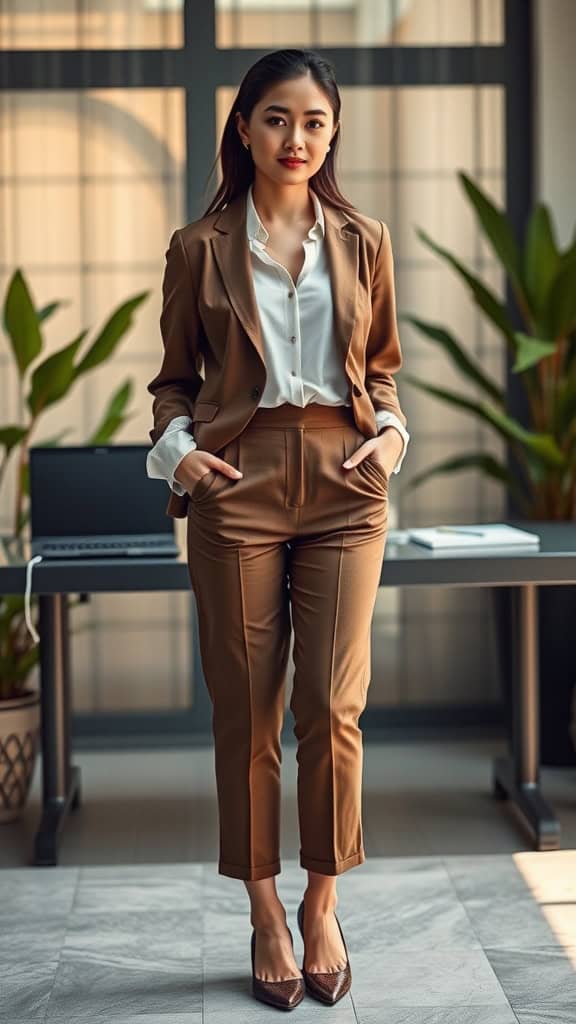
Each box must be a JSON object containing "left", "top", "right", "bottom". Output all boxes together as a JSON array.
[
  {"left": 0, "top": 269, "right": 149, "bottom": 700},
  {"left": 400, "top": 171, "right": 576, "bottom": 520}
]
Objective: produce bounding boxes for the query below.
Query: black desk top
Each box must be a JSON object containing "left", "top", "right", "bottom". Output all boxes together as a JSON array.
[{"left": 1, "top": 522, "right": 576, "bottom": 593}]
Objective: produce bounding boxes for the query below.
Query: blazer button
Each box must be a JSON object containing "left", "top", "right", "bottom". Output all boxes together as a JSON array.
[
  {"left": 353, "top": 384, "right": 362, "bottom": 397},
  {"left": 251, "top": 386, "right": 261, "bottom": 399}
]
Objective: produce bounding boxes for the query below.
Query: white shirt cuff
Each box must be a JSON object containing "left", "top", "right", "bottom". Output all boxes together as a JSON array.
[
  {"left": 374, "top": 411, "right": 410, "bottom": 474},
  {"left": 146, "top": 415, "right": 197, "bottom": 496}
]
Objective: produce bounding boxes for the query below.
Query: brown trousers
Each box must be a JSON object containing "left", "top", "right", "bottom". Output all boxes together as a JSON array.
[{"left": 186, "top": 403, "right": 389, "bottom": 880}]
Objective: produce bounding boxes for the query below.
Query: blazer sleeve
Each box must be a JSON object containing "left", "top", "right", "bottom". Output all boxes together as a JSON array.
[
  {"left": 364, "top": 221, "right": 407, "bottom": 429},
  {"left": 147, "top": 228, "right": 203, "bottom": 446}
]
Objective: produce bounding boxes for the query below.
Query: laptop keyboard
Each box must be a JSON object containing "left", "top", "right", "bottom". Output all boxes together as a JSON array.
[{"left": 44, "top": 540, "right": 171, "bottom": 551}]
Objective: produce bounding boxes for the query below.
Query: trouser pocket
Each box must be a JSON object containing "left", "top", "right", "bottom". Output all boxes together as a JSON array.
[{"left": 189, "top": 439, "right": 239, "bottom": 504}]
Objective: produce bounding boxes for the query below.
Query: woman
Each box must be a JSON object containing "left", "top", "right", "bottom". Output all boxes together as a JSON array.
[{"left": 146, "top": 48, "right": 409, "bottom": 1011}]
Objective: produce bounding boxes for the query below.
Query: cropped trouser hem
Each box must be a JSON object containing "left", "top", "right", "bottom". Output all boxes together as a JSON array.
[
  {"left": 219, "top": 858, "right": 281, "bottom": 880},
  {"left": 300, "top": 848, "right": 366, "bottom": 875}
]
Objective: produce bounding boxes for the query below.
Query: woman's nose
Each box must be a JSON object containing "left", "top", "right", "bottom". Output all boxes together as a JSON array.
[{"left": 284, "top": 130, "right": 304, "bottom": 150}]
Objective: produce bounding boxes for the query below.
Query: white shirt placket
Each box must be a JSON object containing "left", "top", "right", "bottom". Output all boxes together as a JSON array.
[{"left": 251, "top": 232, "right": 318, "bottom": 407}]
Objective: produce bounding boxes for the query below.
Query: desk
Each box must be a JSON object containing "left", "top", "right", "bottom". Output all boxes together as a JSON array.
[{"left": 2, "top": 520, "right": 575, "bottom": 865}]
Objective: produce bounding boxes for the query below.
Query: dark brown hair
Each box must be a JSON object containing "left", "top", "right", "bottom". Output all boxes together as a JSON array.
[{"left": 201, "top": 48, "right": 357, "bottom": 218}]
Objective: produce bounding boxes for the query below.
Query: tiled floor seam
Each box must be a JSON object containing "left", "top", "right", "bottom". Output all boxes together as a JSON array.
[
  {"left": 42, "top": 869, "right": 81, "bottom": 1023},
  {"left": 201, "top": 863, "right": 206, "bottom": 1024},
  {"left": 441, "top": 855, "right": 524, "bottom": 1024}
]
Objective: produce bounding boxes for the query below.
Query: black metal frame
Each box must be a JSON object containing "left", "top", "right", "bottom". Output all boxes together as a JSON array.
[
  {"left": 503, "top": 0, "right": 535, "bottom": 512},
  {"left": 0, "top": 0, "right": 534, "bottom": 740}
]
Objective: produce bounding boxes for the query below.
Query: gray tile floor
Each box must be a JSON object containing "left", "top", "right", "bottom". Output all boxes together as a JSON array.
[{"left": 1, "top": 738, "right": 576, "bottom": 1022}]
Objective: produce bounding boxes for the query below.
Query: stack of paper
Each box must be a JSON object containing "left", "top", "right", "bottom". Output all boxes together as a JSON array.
[{"left": 408, "top": 523, "right": 540, "bottom": 550}]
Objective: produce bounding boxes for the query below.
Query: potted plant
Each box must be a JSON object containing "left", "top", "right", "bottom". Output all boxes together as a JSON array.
[
  {"left": 0, "top": 269, "right": 149, "bottom": 820},
  {"left": 399, "top": 172, "right": 576, "bottom": 763}
]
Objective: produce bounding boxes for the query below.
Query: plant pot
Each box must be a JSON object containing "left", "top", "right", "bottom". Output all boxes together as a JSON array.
[
  {"left": 0, "top": 688, "right": 41, "bottom": 823},
  {"left": 492, "top": 585, "right": 576, "bottom": 767}
]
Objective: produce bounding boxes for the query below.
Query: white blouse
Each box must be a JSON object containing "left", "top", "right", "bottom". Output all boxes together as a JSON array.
[{"left": 147, "top": 183, "right": 410, "bottom": 496}]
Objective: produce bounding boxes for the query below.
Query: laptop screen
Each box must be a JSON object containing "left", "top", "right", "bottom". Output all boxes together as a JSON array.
[{"left": 29, "top": 445, "right": 174, "bottom": 539}]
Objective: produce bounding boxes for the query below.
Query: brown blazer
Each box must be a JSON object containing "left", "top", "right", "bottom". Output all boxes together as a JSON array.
[{"left": 147, "top": 189, "right": 407, "bottom": 519}]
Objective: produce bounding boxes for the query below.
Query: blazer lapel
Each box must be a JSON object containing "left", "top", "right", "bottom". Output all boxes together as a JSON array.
[
  {"left": 210, "top": 189, "right": 359, "bottom": 366},
  {"left": 211, "top": 194, "right": 266, "bottom": 365},
  {"left": 322, "top": 201, "right": 359, "bottom": 363}
]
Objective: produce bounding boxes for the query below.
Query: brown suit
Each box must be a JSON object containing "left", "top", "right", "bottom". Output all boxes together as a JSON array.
[
  {"left": 147, "top": 189, "right": 407, "bottom": 880},
  {"left": 147, "top": 190, "right": 406, "bottom": 518}
]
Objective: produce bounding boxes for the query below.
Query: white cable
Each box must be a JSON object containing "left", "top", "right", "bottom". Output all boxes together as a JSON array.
[{"left": 25, "top": 555, "right": 43, "bottom": 644}]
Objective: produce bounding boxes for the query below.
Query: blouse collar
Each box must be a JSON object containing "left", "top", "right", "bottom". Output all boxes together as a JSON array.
[{"left": 246, "top": 182, "right": 325, "bottom": 244}]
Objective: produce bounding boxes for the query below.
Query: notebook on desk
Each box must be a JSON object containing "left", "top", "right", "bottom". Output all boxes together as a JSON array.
[
  {"left": 29, "top": 445, "right": 179, "bottom": 559},
  {"left": 407, "top": 523, "right": 540, "bottom": 550}
]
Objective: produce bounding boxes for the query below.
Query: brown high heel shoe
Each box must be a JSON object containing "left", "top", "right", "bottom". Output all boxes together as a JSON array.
[
  {"left": 251, "top": 927, "right": 305, "bottom": 1010},
  {"left": 297, "top": 898, "right": 352, "bottom": 1005}
]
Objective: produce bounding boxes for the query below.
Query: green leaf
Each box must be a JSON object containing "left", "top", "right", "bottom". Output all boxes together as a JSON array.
[
  {"left": 522, "top": 447, "right": 554, "bottom": 486},
  {"left": 86, "top": 380, "right": 135, "bottom": 444},
  {"left": 0, "top": 644, "right": 39, "bottom": 686},
  {"left": 0, "top": 425, "right": 28, "bottom": 455},
  {"left": 566, "top": 329, "right": 576, "bottom": 375},
  {"left": 554, "top": 375, "right": 576, "bottom": 437},
  {"left": 399, "top": 314, "right": 504, "bottom": 404},
  {"left": 37, "top": 300, "right": 66, "bottom": 324},
  {"left": 459, "top": 172, "right": 526, "bottom": 300},
  {"left": 415, "top": 227, "right": 517, "bottom": 349},
  {"left": 88, "top": 414, "right": 134, "bottom": 445},
  {"left": 14, "top": 644, "right": 40, "bottom": 679},
  {"left": 403, "top": 451, "right": 531, "bottom": 512},
  {"left": 545, "top": 241, "right": 576, "bottom": 338},
  {"left": 35, "top": 430, "right": 74, "bottom": 447},
  {"left": 26, "top": 331, "right": 87, "bottom": 416},
  {"left": 511, "top": 332, "right": 557, "bottom": 373},
  {"left": 3, "top": 269, "right": 43, "bottom": 376},
  {"left": 524, "top": 204, "right": 560, "bottom": 322},
  {"left": 20, "top": 459, "right": 29, "bottom": 499},
  {"left": 0, "top": 598, "right": 20, "bottom": 633},
  {"left": 17, "top": 506, "right": 30, "bottom": 534},
  {"left": 74, "top": 293, "right": 149, "bottom": 378},
  {"left": 403, "top": 373, "right": 566, "bottom": 466}
]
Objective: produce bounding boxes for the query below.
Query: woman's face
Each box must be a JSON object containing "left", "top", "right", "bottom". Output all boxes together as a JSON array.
[{"left": 236, "top": 72, "right": 338, "bottom": 186}]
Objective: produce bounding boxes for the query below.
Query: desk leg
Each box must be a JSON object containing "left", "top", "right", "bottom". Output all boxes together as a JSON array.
[
  {"left": 492, "top": 583, "right": 560, "bottom": 851},
  {"left": 33, "top": 593, "right": 82, "bottom": 866}
]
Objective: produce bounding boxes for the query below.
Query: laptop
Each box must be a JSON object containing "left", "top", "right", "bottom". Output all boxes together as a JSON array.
[{"left": 29, "top": 445, "right": 179, "bottom": 559}]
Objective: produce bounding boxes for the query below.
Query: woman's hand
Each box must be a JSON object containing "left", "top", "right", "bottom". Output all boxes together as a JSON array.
[
  {"left": 174, "top": 449, "right": 242, "bottom": 495},
  {"left": 342, "top": 427, "right": 403, "bottom": 480}
]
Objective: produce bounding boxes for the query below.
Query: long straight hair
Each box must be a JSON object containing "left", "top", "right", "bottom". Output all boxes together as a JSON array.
[{"left": 201, "top": 49, "right": 357, "bottom": 218}]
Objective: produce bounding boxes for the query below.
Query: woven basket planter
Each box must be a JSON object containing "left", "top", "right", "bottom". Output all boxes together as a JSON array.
[{"left": 0, "top": 688, "right": 40, "bottom": 823}]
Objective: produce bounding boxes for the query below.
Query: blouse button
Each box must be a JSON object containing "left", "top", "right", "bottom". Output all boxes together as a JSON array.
[{"left": 287, "top": 291, "right": 294, "bottom": 299}]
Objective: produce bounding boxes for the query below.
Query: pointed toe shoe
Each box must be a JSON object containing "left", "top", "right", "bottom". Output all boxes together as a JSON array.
[
  {"left": 251, "top": 927, "right": 305, "bottom": 1010},
  {"left": 297, "top": 898, "right": 352, "bottom": 1005}
]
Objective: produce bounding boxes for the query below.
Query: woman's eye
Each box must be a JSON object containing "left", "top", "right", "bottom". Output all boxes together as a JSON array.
[{"left": 266, "top": 117, "right": 325, "bottom": 129}]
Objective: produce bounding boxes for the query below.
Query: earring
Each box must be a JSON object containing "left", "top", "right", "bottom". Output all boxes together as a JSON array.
[
  {"left": 327, "top": 145, "right": 331, "bottom": 151},
  {"left": 244, "top": 142, "right": 250, "bottom": 150}
]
